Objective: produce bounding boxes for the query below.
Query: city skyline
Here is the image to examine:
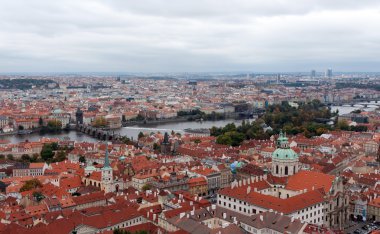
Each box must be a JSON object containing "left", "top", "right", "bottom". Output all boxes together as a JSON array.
[{"left": 0, "top": 0, "right": 380, "bottom": 73}]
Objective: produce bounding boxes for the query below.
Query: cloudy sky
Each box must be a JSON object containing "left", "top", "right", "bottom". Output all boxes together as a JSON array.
[{"left": 0, "top": 0, "right": 380, "bottom": 73}]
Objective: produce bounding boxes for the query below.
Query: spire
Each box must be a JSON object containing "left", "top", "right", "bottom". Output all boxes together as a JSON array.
[{"left": 103, "top": 133, "right": 111, "bottom": 169}]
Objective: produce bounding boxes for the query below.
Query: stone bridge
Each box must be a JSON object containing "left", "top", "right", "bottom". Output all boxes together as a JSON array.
[
  {"left": 327, "top": 98, "right": 379, "bottom": 107},
  {"left": 76, "top": 124, "right": 122, "bottom": 141}
]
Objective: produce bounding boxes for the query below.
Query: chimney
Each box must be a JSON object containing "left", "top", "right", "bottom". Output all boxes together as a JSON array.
[
  {"left": 153, "top": 213, "right": 157, "bottom": 221},
  {"left": 212, "top": 204, "right": 216, "bottom": 210},
  {"left": 223, "top": 212, "right": 227, "bottom": 219},
  {"left": 179, "top": 212, "right": 185, "bottom": 218},
  {"left": 247, "top": 186, "right": 251, "bottom": 194},
  {"left": 260, "top": 215, "right": 263, "bottom": 222}
]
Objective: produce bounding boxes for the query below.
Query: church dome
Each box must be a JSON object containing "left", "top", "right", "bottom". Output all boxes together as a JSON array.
[
  {"left": 272, "top": 131, "right": 298, "bottom": 160},
  {"left": 272, "top": 148, "right": 298, "bottom": 160}
]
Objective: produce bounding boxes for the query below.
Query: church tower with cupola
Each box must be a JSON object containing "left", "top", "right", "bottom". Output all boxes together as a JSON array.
[
  {"left": 101, "top": 141, "right": 114, "bottom": 193},
  {"left": 271, "top": 131, "right": 299, "bottom": 177}
]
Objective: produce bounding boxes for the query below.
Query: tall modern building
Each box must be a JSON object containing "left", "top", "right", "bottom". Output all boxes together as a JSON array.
[
  {"left": 325, "top": 68, "right": 333, "bottom": 78},
  {"left": 311, "top": 70, "right": 316, "bottom": 78}
]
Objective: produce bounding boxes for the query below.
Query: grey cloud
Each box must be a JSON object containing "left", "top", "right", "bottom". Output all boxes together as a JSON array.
[{"left": 0, "top": 0, "right": 379, "bottom": 72}]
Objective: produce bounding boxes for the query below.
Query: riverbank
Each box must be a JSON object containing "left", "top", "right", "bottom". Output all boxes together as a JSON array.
[
  {"left": 122, "top": 116, "right": 190, "bottom": 126},
  {"left": 0, "top": 119, "right": 249, "bottom": 144}
]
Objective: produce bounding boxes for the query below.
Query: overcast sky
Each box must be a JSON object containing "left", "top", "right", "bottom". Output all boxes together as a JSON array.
[{"left": 0, "top": 0, "right": 379, "bottom": 73}]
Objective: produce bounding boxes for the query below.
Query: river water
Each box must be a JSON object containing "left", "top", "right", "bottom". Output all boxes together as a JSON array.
[{"left": 0, "top": 119, "right": 251, "bottom": 144}]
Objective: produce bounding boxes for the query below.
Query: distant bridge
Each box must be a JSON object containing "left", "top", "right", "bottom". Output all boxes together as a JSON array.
[
  {"left": 76, "top": 124, "right": 122, "bottom": 141},
  {"left": 328, "top": 98, "right": 380, "bottom": 107},
  {"left": 123, "top": 127, "right": 184, "bottom": 133}
]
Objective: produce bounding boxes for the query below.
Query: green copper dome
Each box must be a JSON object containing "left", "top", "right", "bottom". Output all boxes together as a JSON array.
[
  {"left": 272, "top": 130, "right": 298, "bottom": 160},
  {"left": 272, "top": 148, "right": 298, "bottom": 160}
]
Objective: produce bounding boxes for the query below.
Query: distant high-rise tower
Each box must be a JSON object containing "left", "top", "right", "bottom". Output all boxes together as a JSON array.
[
  {"left": 325, "top": 68, "right": 333, "bottom": 78},
  {"left": 311, "top": 70, "right": 316, "bottom": 78},
  {"left": 276, "top": 74, "right": 281, "bottom": 84}
]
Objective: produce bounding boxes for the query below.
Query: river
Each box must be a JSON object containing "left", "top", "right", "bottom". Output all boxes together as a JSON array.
[
  {"left": 330, "top": 101, "right": 380, "bottom": 115},
  {"left": 2, "top": 102, "right": 378, "bottom": 144},
  {"left": 0, "top": 119, "right": 252, "bottom": 144}
]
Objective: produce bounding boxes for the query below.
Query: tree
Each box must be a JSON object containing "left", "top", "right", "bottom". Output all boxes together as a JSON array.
[
  {"left": 33, "top": 191, "right": 45, "bottom": 202},
  {"left": 38, "top": 117, "right": 44, "bottom": 126},
  {"left": 337, "top": 120, "right": 349, "bottom": 131},
  {"left": 142, "top": 184, "right": 151, "bottom": 191},
  {"left": 79, "top": 156, "right": 86, "bottom": 163},
  {"left": 216, "top": 131, "right": 245, "bottom": 146},
  {"left": 55, "top": 150, "right": 67, "bottom": 162},
  {"left": 93, "top": 117, "right": 107, "bottom": 128},
  {"left": 18, "top": 125, "right": 24, "bottom": 131},
  {"left": 21, "top": 154, "right": 31, "bottom": 162},
  {"left": 7, "top": 154, "right": 14, "bottom": 160},
  {"left": 51, "top": 142, "right": 59, "bottom": 151},
  {"left": 0, "top": 154, "right": 5, "bottom": 160},
  {"left": 138, "top": 132, "right": 145, "bottom": 139},
  {"left": 41, "top": 144, "right": 55, "bottom": 161},
  {"left": 31, "top": 153, "right": 39, "bottom": 162},
  {"left": 47, "top": 119, "right": 62, "bottom": 131},
  {"left": 153, "top": 143, "right": 160, "bottom": 151},
  {"left": 20, "top": 179, "right": 42, "bottom": 192},
  {"left": 194, "top": 139, "right": 201, "bottom": 144}
]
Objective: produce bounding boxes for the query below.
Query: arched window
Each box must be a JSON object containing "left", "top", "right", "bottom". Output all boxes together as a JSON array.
[
  {"left": 285, "top": 166, "right": 288, "bottom": 175},
  {"left": 294, "top": 165, "right": 296, "bottom": 173},
  {"left": 276, "top": 165, "right": 279, "bottom": 174}
]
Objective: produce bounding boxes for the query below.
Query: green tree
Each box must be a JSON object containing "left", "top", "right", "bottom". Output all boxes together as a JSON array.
[
  {"left": 20, "top": 179, "right": 42, "bottom": 192},
  {"left": 79, "top": 155, "right": 86, "bottom": 163},
  {"left": 38, "top": 117, "right": 44, "bottom": 126},
  {"left": 55, "top": 150, "right": 67, "bottom": 162},
  {"left": 47, "top": 119, "right": 62, "bottom": 131},
  {"left": 18, "top": 125, "right": 24, "bottom": 131},
  {"left": 142, "top": 184, "right": 151, "bottom": 191},
  {"left": 93, "top": 117, "right": 107, "bottom": 128},
  {"left": 21, "top": 154, "right": 31, "bottom": 162},
  {"left": 7, "top": 154, "right": 14, "bottom": 160},
  {"left": 31, "top": 153, "right": 39, "bottom": 162},
  {"left": 337, "top": 120, "right": 349, "bottom": 131},
  {"left": 41, "top": 144, "right": 55, "bottom": 161},
  {"left": 194, "top": 139, "right": 201, "bottom": 144},
  {"left": 153, "top": 143, "right": 160, "bottom": 151},
  {"left": 138, "top": 132, "right": 145, "bottom": 139},
  {"left": 33, "top": 191, "right": 45, "bottom": 202}
]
